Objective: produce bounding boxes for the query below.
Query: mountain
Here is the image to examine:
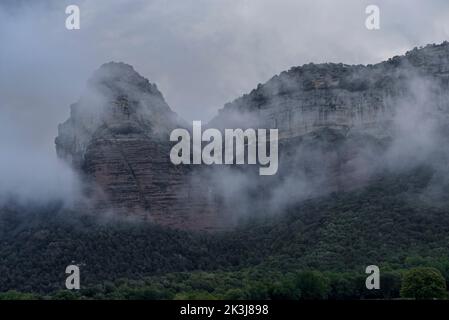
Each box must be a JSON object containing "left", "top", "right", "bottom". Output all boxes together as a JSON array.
[
  {"left": 210, "top": 41, "right": 449, "bottom": 197},
  {"left": 211, "top": 41, "right": 449, "bottom": 137},
  {"left": 55, "top": 62, "right": 223, "bottom": 230},
  {"left": 2, "top": 42, "right": 449, "bottom": 297},
  {"left": 55, "top": 43, "right": 449, "bottom": 231}
]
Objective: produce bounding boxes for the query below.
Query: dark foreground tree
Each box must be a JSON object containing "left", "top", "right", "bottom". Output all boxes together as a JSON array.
[
  {"left": 295, "top": 271, "right": 330, "bottom": 300},
  {"left": 400, "top": 267, "right": 447, "bottom": 299}
]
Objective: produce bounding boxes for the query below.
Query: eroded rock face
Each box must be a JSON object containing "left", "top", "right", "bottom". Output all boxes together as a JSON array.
[
  {"left": 56, "top": 62, "right": 223, "bottom": 230},
  {"left": 208, "top": 42, "right": 449, "bottom": 197},
  {"left": 56, "top": 62, "right": 181, "bottom": 167},
  {"left": 211, "top": 42, "right": 449, "bottom": 139},
  {"left": 56, "top": 43, "right": 449, "bottom": 231}
]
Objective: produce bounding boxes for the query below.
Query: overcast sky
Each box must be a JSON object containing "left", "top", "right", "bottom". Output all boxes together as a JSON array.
[{"left": 1, "top": 0, "right": 449, "bottom": 156}]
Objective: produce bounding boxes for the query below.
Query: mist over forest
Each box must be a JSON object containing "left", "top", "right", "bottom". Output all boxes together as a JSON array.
[{"left": 2, "top": 0, "right": 449, "bottom": 302}]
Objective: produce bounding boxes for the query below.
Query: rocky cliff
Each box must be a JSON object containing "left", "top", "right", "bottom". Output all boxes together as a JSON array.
[
  {"left": 56, "top": 42, "right": 449, "bottom": 231},
  {"left": 211, "top": 42, "right": 449, "bottom": 138},
  {"left": 56, "top": 62, "right": 223, "bottom": 230},
  {"left": 210, "top": 42, "right": 449, "bottom": 197}
]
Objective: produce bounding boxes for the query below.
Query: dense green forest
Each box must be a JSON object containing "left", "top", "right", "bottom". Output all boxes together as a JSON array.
[{"left": 1, "top": 166, "right": 449, "bottom": 299}]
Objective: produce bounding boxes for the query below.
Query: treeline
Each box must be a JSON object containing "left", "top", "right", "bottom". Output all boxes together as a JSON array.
[
  {"left": 1, "top": 166, "right": 449, "bottom": 297},
  {"left": 1, "top": 266, "right": 447, "bottom": 300}
]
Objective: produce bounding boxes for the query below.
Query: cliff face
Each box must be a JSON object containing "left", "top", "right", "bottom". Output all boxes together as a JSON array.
[
  {"left": 211, "top": 42, "right": 449, "bottom": 139},
  {"left": 56, "top": 43, "right": 449, "bottom": 231},
  {"left": 208, "top": 42, "right": 449, "bottom": 198},
  {"left": 56, "top": 62, "right": 181, "bottom": 168},
  {"left": 56, "top": 62, "right": 222, "bottom": 230}
]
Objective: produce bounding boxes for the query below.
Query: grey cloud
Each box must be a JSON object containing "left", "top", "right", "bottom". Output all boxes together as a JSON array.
[{"left": 1, "top": 0, "right": 449, "bottom": 205}]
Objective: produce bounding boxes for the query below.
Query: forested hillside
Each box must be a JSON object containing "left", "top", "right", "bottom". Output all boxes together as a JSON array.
[{"left": 2, "top": 165, "right": 449, "bottom": 299}]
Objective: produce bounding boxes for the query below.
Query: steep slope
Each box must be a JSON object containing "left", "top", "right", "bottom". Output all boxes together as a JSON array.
[
  {"left": 209, "top": 42, "right": 449, "bottom": 200},
  {"left": 55, "top": 43, "right": 449, "bottom": 230},
  {"left": 55, "top": 62, "right": 223, "bottom": 230},
  {"left": 210, "top": 42, "right": 449, "bottom": 138}
]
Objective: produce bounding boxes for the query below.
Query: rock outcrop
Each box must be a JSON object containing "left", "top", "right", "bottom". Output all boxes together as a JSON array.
[
  {"left": 209, "top": 42, "right": 449, "bottom": 196},
  {"left": 56, "top": 42, "right": 449, "bottom": 231},
  {"left": 56, "top": 62, "right": 223, "bottom": 230},
  {"left": 211, "top": 42, "right": 449, "bottom": 139}
]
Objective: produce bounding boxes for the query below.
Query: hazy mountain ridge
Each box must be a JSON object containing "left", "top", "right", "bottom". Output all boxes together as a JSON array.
[
  {"left": 53, "top": 42, "right": 449, "bottom": 230},
  {"left": 212, "top": 42, "right": 449, "bottom": 138},
  {"left": 55, "top": 62, "right": 224, "bottom": 230},
  {"left": 2, "top": 42, "right": 449, "bottom": 295}
]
